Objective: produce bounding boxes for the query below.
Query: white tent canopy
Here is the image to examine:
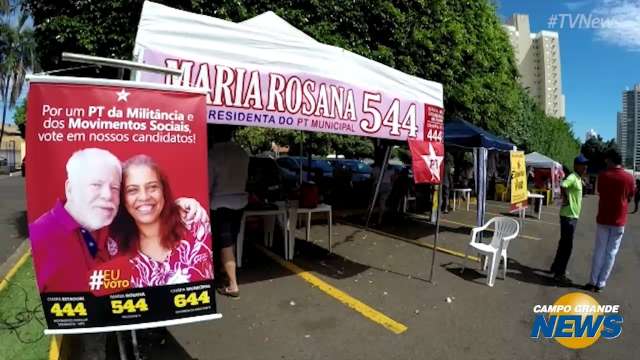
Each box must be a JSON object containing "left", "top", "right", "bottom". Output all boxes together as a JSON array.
[
  {"left": 133, "top": 1, "right": 443, "bottom": 141},
  {"left": 239, "top": 11, "right": 317, "bottom": 42},
  {"left": 135, "top": 2, "right": 443, "bottom": 108},
  {"left": 525, "top": 152, "right": 561, "bottom": 169}
]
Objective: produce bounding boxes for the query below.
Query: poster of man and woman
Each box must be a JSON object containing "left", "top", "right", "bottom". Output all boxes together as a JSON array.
[{"left": 25, "top": 77, "right": 219, "bottom": 333}]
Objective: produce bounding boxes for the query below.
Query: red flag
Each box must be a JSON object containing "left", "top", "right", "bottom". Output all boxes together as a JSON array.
[{"left": 408, "top": 140, "right": 444, "bottom": 184}]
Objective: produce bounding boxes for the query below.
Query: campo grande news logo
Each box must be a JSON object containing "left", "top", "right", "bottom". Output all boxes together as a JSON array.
[{"left": 530, "top": 292, "right": 623, "bottom": 349}]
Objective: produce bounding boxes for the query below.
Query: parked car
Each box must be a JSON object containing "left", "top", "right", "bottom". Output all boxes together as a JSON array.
[
  {"left": 329, "top": 159, "right": 372, "bottom": 184},
  {"left": 276, "top": 156, "right": 334, "bottom": 179},
  {"left": 248, "top": 156, "right": 296, "bottom": 202}
]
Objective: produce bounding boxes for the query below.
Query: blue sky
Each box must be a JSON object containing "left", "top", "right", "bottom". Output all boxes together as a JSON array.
[{"left": 496, "top": 0, "right": 640, "bottom": 141}]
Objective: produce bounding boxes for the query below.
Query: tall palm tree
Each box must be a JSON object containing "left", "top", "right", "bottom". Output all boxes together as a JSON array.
[{"left": 0, "top": 0, "right": 37, "bottom": 146}]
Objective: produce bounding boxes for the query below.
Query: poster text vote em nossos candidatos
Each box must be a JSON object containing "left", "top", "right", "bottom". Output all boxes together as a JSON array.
[{"left": 25, "top": 76, "right": 220, "bottom": 334}]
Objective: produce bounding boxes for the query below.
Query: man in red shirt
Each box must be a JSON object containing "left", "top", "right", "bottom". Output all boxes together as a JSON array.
[
  {"left": 30, "top": 148, "right": 123, "bottom": 293},
  {"left": 584, "top": 148, "right": 635, "bottom": 293}
]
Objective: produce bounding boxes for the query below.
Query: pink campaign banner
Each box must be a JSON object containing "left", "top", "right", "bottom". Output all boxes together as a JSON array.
[{"left": 139, "top": 49, "right": 440, "bottom": 141}]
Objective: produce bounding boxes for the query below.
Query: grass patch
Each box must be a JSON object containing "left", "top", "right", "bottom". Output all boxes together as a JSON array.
[{"left": 0, "top": 257, "right": 50, "bottom": 360}]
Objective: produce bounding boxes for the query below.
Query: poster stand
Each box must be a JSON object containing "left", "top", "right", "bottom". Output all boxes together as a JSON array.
[
  {"left": 116, "top": 332, "right": 129, "bottom": 360},
  {"left": 33, "top": 53, "right": 193, "bottom": 359},
  {"left": 131, "top": 330, "right": 141, "bottom": 360}
]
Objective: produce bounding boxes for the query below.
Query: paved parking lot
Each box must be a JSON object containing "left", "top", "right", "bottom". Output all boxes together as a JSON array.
[
  {"left": 1, "top": 175, "right": 636, "bottom": 359},
  {"left": 139, "top": 196, "right": 639, "bottom": 360}
]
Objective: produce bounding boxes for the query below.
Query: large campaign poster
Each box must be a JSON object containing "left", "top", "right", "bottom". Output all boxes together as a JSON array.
[
  {"left": 510, "top": 150, "right": 528, "bottom": 211},
  {"left": 25, "top": 76, "right": 219, "bottom": 334}
]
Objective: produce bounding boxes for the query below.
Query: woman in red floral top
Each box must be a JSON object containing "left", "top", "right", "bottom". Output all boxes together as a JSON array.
[{"left": 110, "top": 155, "right": 212, "bottom": 287}]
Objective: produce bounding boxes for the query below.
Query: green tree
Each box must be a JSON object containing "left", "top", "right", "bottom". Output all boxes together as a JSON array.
[
  {"left": 12, "top": 97, "right": 25, "bottom": 137},
  {"left": 22, "top": 0, "right": 579, "bottom": 162},
  {"left": 581, "top": 135, "right": 616, "bottom": 173},
  {"left": 1, "top": 0, "right": 37, "bottom": 145}
]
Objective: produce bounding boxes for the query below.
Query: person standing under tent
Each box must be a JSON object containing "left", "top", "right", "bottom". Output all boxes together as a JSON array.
[
  {"left": 584, "top": 149, "right": 635, "bottom": 293},
  {"left": 371, "top": 162, "right": 395, "bottom": 225},
  {"left": 208, "top": 125, "right": 249, "bottom": 298},
  {"left": 549, "top": 154, "right": 589, "bottom": 284},
  {"left": 441, "top": 153, "right": 454, "bottom": 214}
]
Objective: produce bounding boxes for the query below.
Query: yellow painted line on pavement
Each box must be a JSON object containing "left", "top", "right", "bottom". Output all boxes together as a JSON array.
[
  {"left": 258, "top": 245, "right": 408, "bottom": 335},
  {"left": 441, "top": 219, "right": 543, "bottom": 241},
  {"left": 49, "top": 335, "right": 63, "bottom": 360},
  {"left": 476, "top": 209, "right": 559, "bottom": 227},
  {"left": 486, "top": 202, "right": 560, "bottom": 216},
  {"left": 0, "top": 249, "right": 31, "bottom": 293}
]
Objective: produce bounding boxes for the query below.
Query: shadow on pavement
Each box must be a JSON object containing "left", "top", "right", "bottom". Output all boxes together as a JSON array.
[
  {"left": 236, "top": 224, "right": 433, "bottom": 286},
  {"left": 235, "top": 232, "right": 370, "bottom": 286},
  {"left": 441, "top": 258, "right": 584, "bottom": 289},
  {"left": 13, "top": 210, "right": 28, "bottom": 239},
  {"left": 106, "top": 328, "right": 196, "bottom": 360},
  {"left": 339, "top": 214, "right": 471, "bottom": 241}
]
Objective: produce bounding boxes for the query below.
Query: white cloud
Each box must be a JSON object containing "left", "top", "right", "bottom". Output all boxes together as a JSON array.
[{"left": 593, "top": 0, "right": 640, "bottom": 51}]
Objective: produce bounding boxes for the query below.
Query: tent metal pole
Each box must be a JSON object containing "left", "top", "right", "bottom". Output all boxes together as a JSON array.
[
  {"left": 307, "top": 133, "right": 313, "bottom": 182},
  {"left": 116, "top": 331, "right": 129, "bottom": 360},
  {"left": 61, "top": 52, "right": 181, "bottom": 76},
  {"left": 299, "top": 131, "right": 304, "bottom": 186},
  {"left": 365, "top": 145, "right": 391, "bottom": 229},
  {"left": 429, "top": 183, "right": 442, "bottom": 283}
]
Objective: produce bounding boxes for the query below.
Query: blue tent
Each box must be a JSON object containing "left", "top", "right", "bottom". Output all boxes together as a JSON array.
[
  {"left": 444, "top": 118, "right": 514, "bottom": 151},
  {"left": 443, "top": 118, "right": 516, "bottom": 233}
]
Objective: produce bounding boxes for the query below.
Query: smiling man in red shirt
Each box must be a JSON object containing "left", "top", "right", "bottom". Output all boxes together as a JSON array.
[
  {"left": 585, "top": 148, "right": 635, "bottom": 293},
  {"left": 30, "top": 148, "right": 123, "bottom": 293}
]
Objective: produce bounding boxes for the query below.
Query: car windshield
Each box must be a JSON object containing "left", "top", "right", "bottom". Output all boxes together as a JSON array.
[
  {"left": 346, "top": 161, "right": 371, "bottom": 173},
  {"left": 277, "top": 157, "right": 301, "bottom": 171},
  {"left": 311, "top": 159, "right": 333, "bottom": 172}
]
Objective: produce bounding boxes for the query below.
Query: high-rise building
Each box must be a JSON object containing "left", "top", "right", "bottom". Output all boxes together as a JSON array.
[
  {"left": 618, "top": 85, "right": 640, "bottom": 170},
  {"left": 503, "top": 14, "right": 565, "bottom": 118}
]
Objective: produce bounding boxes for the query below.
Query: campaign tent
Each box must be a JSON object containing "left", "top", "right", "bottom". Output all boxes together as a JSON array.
[
  {"left": 134, "top": 2, "right": 444, "bottom": 135},
  {"left": 133, "top": 1, "right": 446, "bottom": 277},
  {"left": 525, "top": 152, "right": 564, "bottom": 199},
  {"left": 444, "top": 118, "right": 515, "bottom": 151},
  {"left": 525, "top": 152, "right": 561, "bottom": 168},
  {"left": 444, "top": 117, "right": 515, "bottom": 230}
]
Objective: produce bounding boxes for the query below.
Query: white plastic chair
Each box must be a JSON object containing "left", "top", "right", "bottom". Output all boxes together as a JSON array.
[{"left": 462, "top": 217, "right": 519, "bottom": 287}]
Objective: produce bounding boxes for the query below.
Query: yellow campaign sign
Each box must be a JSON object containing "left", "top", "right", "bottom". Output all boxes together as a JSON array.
[{"left": 510, "top": 151, "right": 527, "bottom": 205}]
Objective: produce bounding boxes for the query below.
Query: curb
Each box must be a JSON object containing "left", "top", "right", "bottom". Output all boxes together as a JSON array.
[
  {"left": 0, "top": 171, "right": 22, "bottom": 180},
  {"left": 0, "top": 241, "right": 31, "bottom": 292}
]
